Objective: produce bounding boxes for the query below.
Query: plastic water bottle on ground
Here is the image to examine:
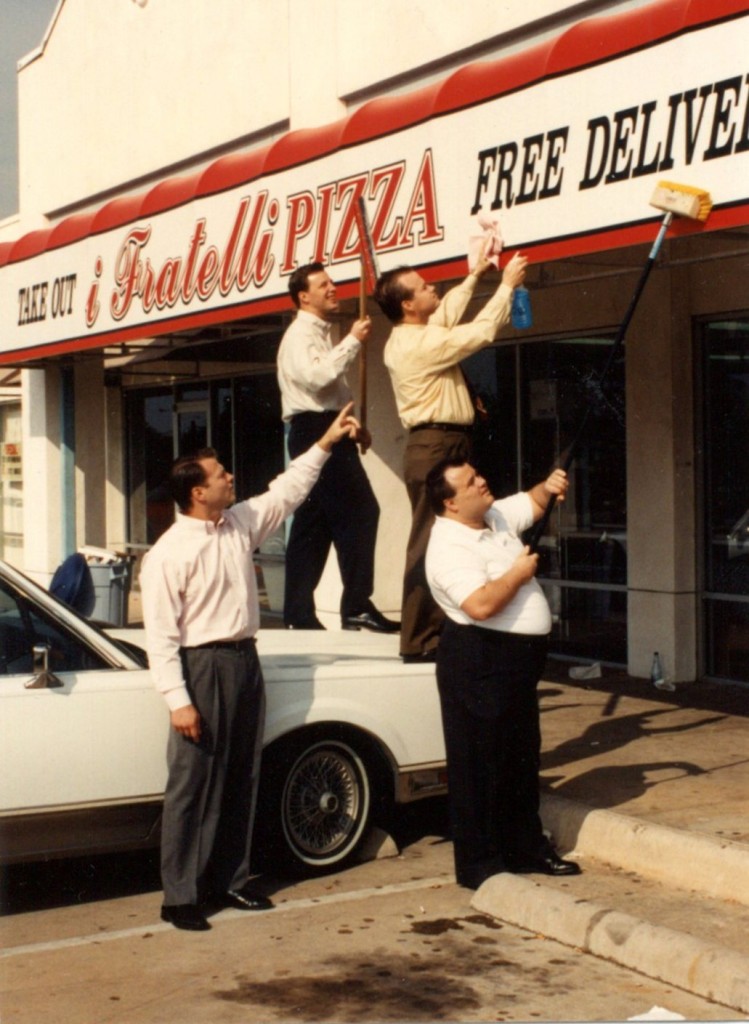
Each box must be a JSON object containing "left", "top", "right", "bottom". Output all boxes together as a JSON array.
[{"left": 651, "top": 651, "right": 675, "bottom": 691}]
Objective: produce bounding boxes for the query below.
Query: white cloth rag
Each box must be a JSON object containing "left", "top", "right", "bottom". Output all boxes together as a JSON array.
[{"left": 468, "top": 212, "right": 504, "bottom": 271}]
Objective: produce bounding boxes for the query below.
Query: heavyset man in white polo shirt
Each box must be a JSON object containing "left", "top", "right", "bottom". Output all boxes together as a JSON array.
[{"left": 425, "top": 457, "right": 582, "bottom": 890}]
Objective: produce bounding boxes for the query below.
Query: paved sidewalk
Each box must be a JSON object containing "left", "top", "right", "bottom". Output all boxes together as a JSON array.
[
  {"left": 474, "top": 664, "right": 749, "bottom": 1016},
  {"left": 537, "top": 664, "right": 749, "bottom": 844}
]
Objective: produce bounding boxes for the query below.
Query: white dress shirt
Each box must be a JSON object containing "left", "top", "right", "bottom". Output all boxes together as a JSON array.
[
  {"left": 140, "top": 445, "right": 329, "bottom": 711},
  {"left": 277, "top": 309, "right": 360, "bottom": 421},
  {"left": 426, "top": 492, "right": 551, "bottom": 635}
]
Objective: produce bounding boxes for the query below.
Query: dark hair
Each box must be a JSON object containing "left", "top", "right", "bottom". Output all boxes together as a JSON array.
[
  {"left": 373, "top": 266, "right": 415, "bottom": 323},
  {"left": 169, "top": 447, "right": 217, "bottom": 512},
  {"left": 288, "top": 261, "right": 326, "bottom": 308},
  {"left": 425, "top": 458, "right": 469, "bottom": 516}
]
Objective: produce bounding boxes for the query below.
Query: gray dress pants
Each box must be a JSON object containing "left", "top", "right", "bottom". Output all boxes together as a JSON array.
[{"left": 161, "top": 641, "right": 265, "bottom": 905}]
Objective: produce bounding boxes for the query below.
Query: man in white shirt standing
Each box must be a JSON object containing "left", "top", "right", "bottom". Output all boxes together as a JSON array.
[
  {"left": 425, "top": 457, "right": 581, "bottom": 890},
  {"left": 277, "top": 261, "right": 398, "bottom": 633},
  {"left": 140, "top": 406, "right": 359, "bottom": 931}
]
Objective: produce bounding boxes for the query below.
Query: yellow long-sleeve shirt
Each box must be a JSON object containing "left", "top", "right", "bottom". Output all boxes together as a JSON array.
[{"left": 383, "top": 274, "right": 514, "bottom": 428}]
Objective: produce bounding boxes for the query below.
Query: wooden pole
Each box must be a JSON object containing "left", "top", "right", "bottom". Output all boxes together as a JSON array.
[{"left": 358, "top": 261, "right": 368, "bottom": 435}]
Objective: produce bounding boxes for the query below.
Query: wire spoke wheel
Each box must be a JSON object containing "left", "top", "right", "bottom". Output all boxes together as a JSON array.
[{"left": 280, "top": 739, "right": 371, "bottom": 867}]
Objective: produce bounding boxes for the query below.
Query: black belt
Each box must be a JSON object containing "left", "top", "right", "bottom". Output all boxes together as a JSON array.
[
  {"left": 409, "top": 422, "right": 473, "bottom": 434},
  {"left": 184, "top": 638, "right": 255, "bottom": 653},
  {"left": 290, "top": 410, "right": 339, "bottom": 424}
]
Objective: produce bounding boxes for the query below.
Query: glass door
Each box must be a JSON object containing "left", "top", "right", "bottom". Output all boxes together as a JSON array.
[
  {"left": 174, "top": 399, "right": 209, "bottom": 458},
  {"left": 125, "top": 373, "right": 285, "bottom": 615},
  {"left": 465, "top": 332, "right": 627, "bottom": 665},
  {"left": 701, "top": 319, "right": 749, "bottom": 682}
]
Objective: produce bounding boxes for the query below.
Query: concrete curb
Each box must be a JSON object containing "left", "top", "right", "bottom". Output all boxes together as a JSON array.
[
  {"left": 471, "top": 874, "right": 749, "bottom": 1015},
  {"left": 541, "top": 793, "right": 749, "bottom": 906}
]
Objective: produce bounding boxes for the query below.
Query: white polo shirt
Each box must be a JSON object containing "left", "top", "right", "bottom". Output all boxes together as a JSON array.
[{"left": 425, "top": 491, "right": 551, "bottom": 635}]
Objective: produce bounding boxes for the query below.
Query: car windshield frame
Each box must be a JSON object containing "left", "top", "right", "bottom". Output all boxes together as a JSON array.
[{"left": 0, "top": 561, "right": 147, "bottom": 671}]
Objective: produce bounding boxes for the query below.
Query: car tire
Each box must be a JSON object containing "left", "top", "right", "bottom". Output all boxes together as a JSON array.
[{"left": 255, "top": 730, "right": 381, "bottom": 874}]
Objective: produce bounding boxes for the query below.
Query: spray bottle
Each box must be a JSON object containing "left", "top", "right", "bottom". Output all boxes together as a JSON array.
[{"left": 511, "top": 286, "right": 533, "bottom": 329}]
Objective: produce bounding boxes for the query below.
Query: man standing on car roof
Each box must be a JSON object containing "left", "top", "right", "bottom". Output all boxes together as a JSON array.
[
  {"left": 140, "top": 405, "right": 359, "bottom": 931},
  {"left": 276, "top": 261, "right": 399, "bottom": 634}
]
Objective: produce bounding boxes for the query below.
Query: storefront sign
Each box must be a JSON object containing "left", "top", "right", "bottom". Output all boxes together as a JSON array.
[
  {"left": 1, "top": 442, "right": 22, "bottom": 481},
  {"left": 1, "top": 6, "right": 747, "bottom": 361}
]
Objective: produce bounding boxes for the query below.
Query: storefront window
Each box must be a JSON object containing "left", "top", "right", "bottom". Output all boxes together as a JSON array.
[
  {"left": 234, "top": 375, "right": 285, "bottom": 616},
  {"left": 233, "top": 376, "right": 284, "bottom": 497},
  {"left": 465, "top": 333, "right": 627, "bottom": 664},
  {"left": 127, "top": 389, "right": 175, "bottom": 546},
  {"left": 125, "top": 372, "right": 285, "bottom": 615},
  {"left": 702, "top": 320, "right": 749, "bottom": 683},
  {"left": 0, "top": 403, "right": 23, "bottom": 567}
]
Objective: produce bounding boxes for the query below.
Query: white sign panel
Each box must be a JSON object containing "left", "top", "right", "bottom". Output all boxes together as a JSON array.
[{"left": 1, "top": 10, "right": 748, "bottom": 361}]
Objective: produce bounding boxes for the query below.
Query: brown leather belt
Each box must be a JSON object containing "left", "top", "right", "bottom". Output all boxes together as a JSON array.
[{"left": 409, "top": 422, "right": 472, "bottom": 434}]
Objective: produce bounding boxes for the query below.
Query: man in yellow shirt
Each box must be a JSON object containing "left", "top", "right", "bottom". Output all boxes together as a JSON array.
[{"left": 375, "top": 249, "right": 527, "bottom": 662}]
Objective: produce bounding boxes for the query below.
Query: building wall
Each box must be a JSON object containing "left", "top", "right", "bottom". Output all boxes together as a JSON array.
[
  {"left": 7, "top": 0, "right": 747, "bottom": 679},
  {"left": 335, "top": 0, "right": 645, "bottom": 97},
  {"left": 18, "top": 0, "right": 291, "bottom": 216},
  {"left": 16, "top": 0, "right": 648, "bottom": 218}
]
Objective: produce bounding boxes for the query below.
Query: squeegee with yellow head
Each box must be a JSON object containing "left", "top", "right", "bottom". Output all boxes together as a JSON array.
[{"left": 529, "top": 180, "right": 713, "bottom": 552}]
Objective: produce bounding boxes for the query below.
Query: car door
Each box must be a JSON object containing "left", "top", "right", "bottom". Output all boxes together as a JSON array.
[{"left": 0, "top": 568, "right": 167, "bottom": 862}]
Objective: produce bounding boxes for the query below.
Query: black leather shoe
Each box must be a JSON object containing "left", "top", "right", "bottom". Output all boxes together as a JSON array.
[
  {"left": 223, "top": 885, "right": 274, "bottom": 911},
  {"left": 161, "top": 904, "right": 211, "bottom": 931},
  {"left": 515, "top": 850, "right": 582, "bottom": 876},
  {"left": 342, "top": 608, "right": 400, "bottom": 633},
  {"left": 401, "top": 650, "right": 437, "bottom": 664},
  {"left": 285, "top": 619, "right": 326, "bottom": 630}
]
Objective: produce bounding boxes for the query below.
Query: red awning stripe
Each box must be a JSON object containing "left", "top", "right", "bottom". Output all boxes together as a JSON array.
[
  {"left": 0, "top": 0, "right": 745, "bottom": 270},
  {"left": 139, "top": 175, "right": 200, "bottom": 216},
  {"left": 196, "top": 146, "right": 272, "bottom": 199}
]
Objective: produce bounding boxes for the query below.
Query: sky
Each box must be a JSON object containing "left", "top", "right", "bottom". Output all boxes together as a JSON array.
[{"left": 0, "top": 0, "right": 60, "bottom": 221}]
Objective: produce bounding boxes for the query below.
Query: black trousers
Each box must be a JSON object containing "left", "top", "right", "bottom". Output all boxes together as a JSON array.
[
  {"left": 436, "top": 619, "right": 548, "bottom": 885},
  {"left": 160, "top": 642, "right": 265, "bottom": 905},
  {"left": 284, "top": 410, "right": 380, "bottom": 624}
]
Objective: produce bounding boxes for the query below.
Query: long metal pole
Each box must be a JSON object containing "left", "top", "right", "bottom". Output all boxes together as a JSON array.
[{"left": 528, "top": 211, "right": 673, "bottom": 553}]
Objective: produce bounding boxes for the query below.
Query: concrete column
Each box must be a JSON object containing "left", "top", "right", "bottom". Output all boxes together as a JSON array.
[
  {"left": 626, "top": 261, "right": 696, "bottom": 682},
  {"left": 105, "top": 380, "right": 128, "bottom": 552},
  {"left": 73, "top": 360, "right": 107, "bottom": 551},
  {"left": 21, "top": 367, "right": 62, "bottom": 585}
]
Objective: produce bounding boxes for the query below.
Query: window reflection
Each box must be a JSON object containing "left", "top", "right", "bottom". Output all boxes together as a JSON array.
[
  {"left": 465, "top": 334, "right": 627, "bottom": 664},
  {"left": 125, "top": 373, "right": 285, "bottom": 615},
  {"left": 702, "top": 321, "right": 749, "bottom": 682}
]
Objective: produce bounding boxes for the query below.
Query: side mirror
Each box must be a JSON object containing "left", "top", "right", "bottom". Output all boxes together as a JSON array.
[{"left": 24, "top": 643, "right": 64, "bottom": 689}]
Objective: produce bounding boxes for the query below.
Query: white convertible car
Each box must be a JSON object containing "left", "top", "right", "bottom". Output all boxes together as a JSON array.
[{"left": 0, "top": 559, "right": 446, "bottom": 873}]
